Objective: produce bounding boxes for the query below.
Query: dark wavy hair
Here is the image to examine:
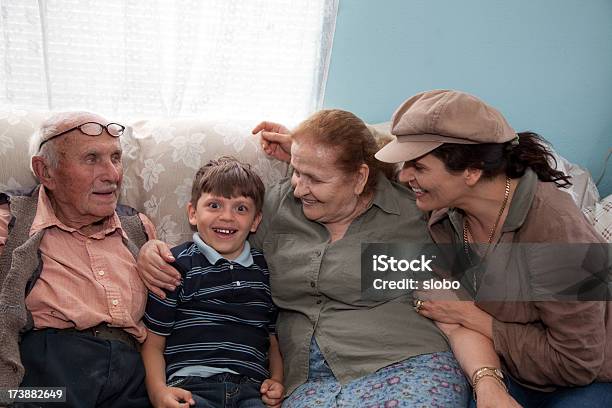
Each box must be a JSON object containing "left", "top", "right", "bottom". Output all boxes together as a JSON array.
[{"left": 430, "top": 132, "right": 572, "bottom": 188}]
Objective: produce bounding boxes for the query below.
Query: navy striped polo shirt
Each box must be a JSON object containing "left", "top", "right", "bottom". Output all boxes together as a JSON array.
[{"left": 144, "top": 237, "right": 277, "bottom": 381}]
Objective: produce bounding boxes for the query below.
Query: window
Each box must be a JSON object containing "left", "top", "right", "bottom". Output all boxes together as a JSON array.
[{"left": 0, "top": 0, "right": 338, "bottom": 123}]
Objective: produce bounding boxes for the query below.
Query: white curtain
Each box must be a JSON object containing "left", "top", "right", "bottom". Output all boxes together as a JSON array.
[{"left": 0, "top": 0, "right": 338, "bottom": 123}]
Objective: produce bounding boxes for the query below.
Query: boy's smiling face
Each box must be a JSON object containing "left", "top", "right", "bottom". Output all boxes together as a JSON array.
[{"left": 188, "top": 193, "right": 262, "bottom": 260}]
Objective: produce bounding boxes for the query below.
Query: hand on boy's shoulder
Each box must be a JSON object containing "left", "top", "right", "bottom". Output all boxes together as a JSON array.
[
  {"left": 137, "top": 239, "right": 181, "bottom": 299},
  {"left": 260, "top": 378, "right": 284, "bottom": 408}
]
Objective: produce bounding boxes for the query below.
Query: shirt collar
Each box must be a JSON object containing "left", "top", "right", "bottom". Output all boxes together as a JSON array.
[
  {"left": 192, "top": 232, "right": 254, "bottom": 267},
  {"left": 502, "top": 168, "right": 538, "bottom": 232},
  {"left": 29, "top": 185, "right": 125, "bottom": 239},
  {"left": 370, "top": 173, "right": 401, "bottom": 215}
]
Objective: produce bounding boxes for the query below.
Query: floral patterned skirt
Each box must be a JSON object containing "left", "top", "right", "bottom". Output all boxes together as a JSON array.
[{"left": 283, "top": 338, "right": 468, "bottom": 408}]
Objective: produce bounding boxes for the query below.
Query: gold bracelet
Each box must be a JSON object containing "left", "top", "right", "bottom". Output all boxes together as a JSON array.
[
  {"left": 471, "top": 367, "right": 507, "bottom": 400},
  {"left": 472, "top": 366, "right": 504, "bottom": 384}
]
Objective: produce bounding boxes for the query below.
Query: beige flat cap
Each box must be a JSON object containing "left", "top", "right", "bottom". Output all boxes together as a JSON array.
[{"left": 375, "top": 90, "right": 516, "bottom": 163}]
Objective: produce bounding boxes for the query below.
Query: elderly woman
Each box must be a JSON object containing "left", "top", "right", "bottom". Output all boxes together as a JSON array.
[
  {"left": 376, "top": 90, "right": 612, "bottom": 407},
  {"left": 138, "top": 109, "right": 506, "bottom": 406}
]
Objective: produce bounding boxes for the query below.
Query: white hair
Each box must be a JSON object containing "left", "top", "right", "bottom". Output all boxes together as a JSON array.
[
  {"left": 28, "top": 129, "right": 60, "bottom": 175},
  {"left": 28, "top": 111, "right": 110, "bottom": 176}
]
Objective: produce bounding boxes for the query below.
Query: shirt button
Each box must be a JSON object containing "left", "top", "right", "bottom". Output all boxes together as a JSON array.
[
  {"left": 98, "top": 270, "right": 105, "bottom": 276},
  {"left": 316, "top": 299, "right": 322, "bottom": 305},
  {"left": 236, "top": 281, "right": 241, "bottom": 287},
  {"left": 112, "top": 299, "right": 119, "bottom": 306},
  {"left": 315, "top": 250, "right": 321, "bottom": 257},
  {"left": 229, "top": 264, "right": 234, "bottom": 270},
  {"left": 310, "top": 281, "right": 316, "bottom": 288}
]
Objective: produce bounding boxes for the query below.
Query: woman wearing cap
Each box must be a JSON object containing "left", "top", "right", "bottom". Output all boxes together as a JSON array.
[{"left": 376, "top": 89, "right": 612, "bottom": 407}]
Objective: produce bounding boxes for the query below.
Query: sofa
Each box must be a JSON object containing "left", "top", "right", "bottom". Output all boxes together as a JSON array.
[{"left": 0, "top": 109, "right": 610, "bottom": 245}]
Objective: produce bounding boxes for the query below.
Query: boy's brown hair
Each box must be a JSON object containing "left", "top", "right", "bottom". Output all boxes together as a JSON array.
[{"left": 191, "top": 156, "right": 265, "bottom": 213}]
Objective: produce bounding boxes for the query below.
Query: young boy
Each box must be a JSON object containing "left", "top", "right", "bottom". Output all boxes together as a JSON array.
[{"left": 141, "top": 157, "right": 283, "bottom": 408}]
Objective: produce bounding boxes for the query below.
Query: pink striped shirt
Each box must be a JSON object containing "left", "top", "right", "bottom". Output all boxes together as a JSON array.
[{"left": 0, "top": 187, "right": 155, "bottom": 343}]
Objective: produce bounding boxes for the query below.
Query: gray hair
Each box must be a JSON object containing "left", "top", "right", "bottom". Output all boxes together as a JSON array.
[
  {"left": 28, "top": 111, "right": 109, "bottom": 176},
  {"left": 28, "top": 128, "right": 60, "bottom": 175}
]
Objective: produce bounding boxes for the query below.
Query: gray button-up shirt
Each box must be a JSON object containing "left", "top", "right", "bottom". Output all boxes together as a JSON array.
[{"left": 251, "top": 174, "right": 449, "bottom": 395}]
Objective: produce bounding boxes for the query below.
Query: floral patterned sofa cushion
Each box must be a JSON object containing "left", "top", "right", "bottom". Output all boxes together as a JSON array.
[{"left": 0, "top": 110, "right": 288, "bottom": 245}]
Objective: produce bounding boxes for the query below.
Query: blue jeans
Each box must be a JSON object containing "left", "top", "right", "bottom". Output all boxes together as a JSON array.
[
  {"left": 469, "top": 375, "right": 612, "bottom": 408},
  {"left": 169, "top": 373, "right": 265, "bottom": 408}
]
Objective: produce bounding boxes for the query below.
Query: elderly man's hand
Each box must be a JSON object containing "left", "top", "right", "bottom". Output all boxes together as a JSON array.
[
  {"left": 137, "top": 240, "right": 181, "bottom": 299},
  {"left": 252, "top": 121, "right": 292, "bottom": 163}
]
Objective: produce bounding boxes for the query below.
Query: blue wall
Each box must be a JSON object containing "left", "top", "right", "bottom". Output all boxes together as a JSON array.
[{"left": 323, "top": 0, "right": 612, "bottom": 196}]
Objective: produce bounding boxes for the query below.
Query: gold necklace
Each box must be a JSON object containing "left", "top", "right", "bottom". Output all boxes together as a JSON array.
[{"left": 463, "top": 176, "right": 511, "bottom": 291}]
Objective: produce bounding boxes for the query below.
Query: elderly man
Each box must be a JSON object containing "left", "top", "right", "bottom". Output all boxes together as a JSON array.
[{"left": 0, "top": 112, "right": 156, "bottom": 407}]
